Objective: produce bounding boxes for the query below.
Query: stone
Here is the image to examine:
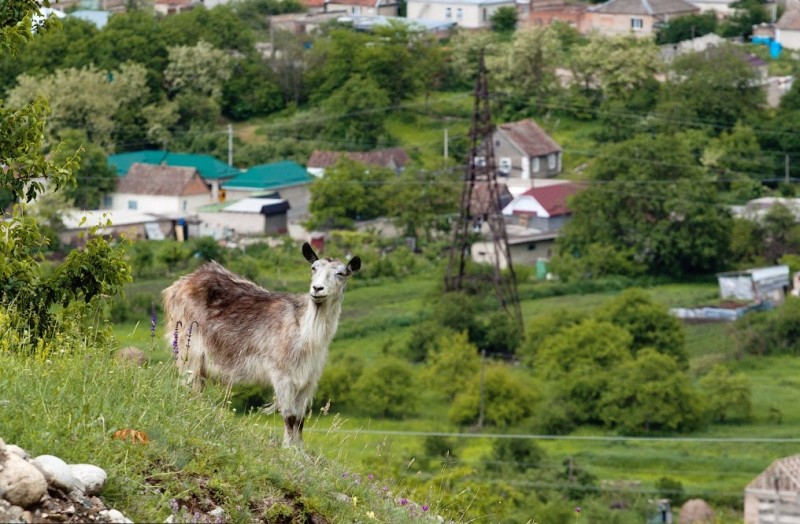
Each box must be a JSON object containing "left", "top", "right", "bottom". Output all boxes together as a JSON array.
[
  {"left": 6, "top": 445, "right": 29, "bottom": 460},
  {"left": 69, "top": 464, "right": 107, "bottom": 496},
  {"left": 209, "top": 506, "right": 224, "bottom": 517},
  {"left": 31, "top": 455, "right": 78, "bottom": 492},
  {"left": 100, "top": 508, "right": 133, "bottom": 523},
  {"left": 0, "top": 452, "right": 47, "bottom": 508}
]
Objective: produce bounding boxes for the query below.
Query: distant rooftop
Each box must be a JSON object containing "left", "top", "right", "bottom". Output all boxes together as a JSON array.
[
  {"left": 108, "top": 150, "right": 240, "bottom": 181},
  {"left": 223, "top": 161, "right": 313, "bottom": 190}
]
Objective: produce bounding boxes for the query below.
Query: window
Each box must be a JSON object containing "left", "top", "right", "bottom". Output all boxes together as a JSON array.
[
  {"left": 102, "top": 196, "right": 112, "bottom": 209},
  {"left": 548, "top": 154, "right": 556, "bottom": 170},
  {"left": 483, "top": 7, "right": 488, "bottom": 21},
  {"left": 456, "top": 7, "right": 463, "bottom": 19},
  {"left": 499, "top": 157, "right": 512, "bottom": 175},
  {"left": 351, "top": 5, "right": 361, "bottom": 13},
  {"left": 631, "top": 18, "right": 643, "bottom": 30},
  {"left": 533, "top": 157, "right": 540, "bottom": 173},
  {"left": 182, "top": 200, "right": 188, "bottom": 211},
  {"left": 445, "top": 7, "right": 452, "bottom": 17},
  {"left": 475, "top": 156, "right": 486, "bottom": 167},
  {"left": 128, "top": 200, "right": 137, "bottom": 210}
]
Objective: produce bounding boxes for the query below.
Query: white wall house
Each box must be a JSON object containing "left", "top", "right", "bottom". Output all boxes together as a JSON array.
[
  {"left": 107, "top": 163, "right": 212, "bottom": 217},
  {"left": 406, "top": 0, "right": 515, "bottom": 28}
]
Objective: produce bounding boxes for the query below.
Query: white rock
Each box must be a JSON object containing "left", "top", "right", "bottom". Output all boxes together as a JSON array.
[
  {"left": 0, "top": 452, "right": 48, "bottom": 507},
  {"left": 164, "top": 515, "right": 176, "bottom": 523},
  {"left": 209, "top": 506, "right": 224, "bottom": 517},
  {"left": 6, "top": 445, "right": 29, "bottom": 460},
  {"left": 69, "top": 464, "right": 107, "bottom": 496},
  {"left": 32, "top": 455, "right": 78, "bottom": 492},
  {"left": 100, "top": 508, "right": 133, "bottom": 523}
]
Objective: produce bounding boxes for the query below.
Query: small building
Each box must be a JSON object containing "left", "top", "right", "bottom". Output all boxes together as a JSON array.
[
  {"left": 745, "top": 455, "right": 800, "bottom": 524},
  {"left": 222, "top": 161, "right": 314, "bottom": 219},
  {"left": 502, "top": 181, "right": 582, "bottom": 231},
  {"left": 583, "top": 0, "right": 699, "bottom": 36},
  {"left": 196, "top": 196, "right": 290, "bottom": 238},
  {"left": 59, "top": 209, "right": 173, "bottom": 246},
  {"left": 472, "top": 226, "right": 559, "bottom": 269},
  {"left": 493, "top": 119, "right": 562, "bottom": 193},
  {"left": 406, "top": 0, "right": 516, "bottom": 29},
  {"left": 107, "top": 150, "right": 239, "bottom": 203},
  {"left": 717, "top": 265, "right": 790, "bottom": 303},
  {"left": 107, "top": 163, "right": 212, "bottom": 216},
  {"left": 776, "top": 5, "right": 800, "bottom": 51},
  {"left": 306, "top": 147, "right": 410, "bottom": 177}
]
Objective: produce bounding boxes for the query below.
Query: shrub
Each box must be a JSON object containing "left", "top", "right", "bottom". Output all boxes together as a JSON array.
[
  {"left": 698, "top": 364, "right": 752, "bottom": 423},
  {"left": 734, "top": 297, "right": 800, "bottom": 356},
  {"left": 352, "top": 358, "right": 419, "bottom": 419},
  {"left": 315, "top": 354, "right": 364, "bottom": 412},
  {"left": 449, "top": 364, "right": 538, "bottom": 428},
  {"left": 487, "top": 438, "right": 545, "bottom": 473},
  {"left": 423, "top": 331, "right": 480, "bottom": 400}
]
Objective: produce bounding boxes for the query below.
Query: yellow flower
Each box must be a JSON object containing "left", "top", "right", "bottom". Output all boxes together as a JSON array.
[
  {"left": 366, "top": 511, "right": 377, "bottom": 520},
  {"left": 353, "top": 496, "right": 358, "bottom": 507}
]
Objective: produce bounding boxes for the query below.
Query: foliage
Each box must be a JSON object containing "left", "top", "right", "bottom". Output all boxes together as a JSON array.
[
  {"left": 486, "top": 438, "right": 545, "bottom": 473},
  {"left": 490, "top": 6, "right": 518, "bottom": 34},
  {"left": 53, "top": 129, "right": 118, "bottom": 209},
  {"left": 655, "top": 12, "right": 717, "bottom": 44},
  {"left": 554, "top": 133, "right": 733, "bottom": 278},
  {"left": 316, "top": 353, "right": 364, "bottom": 412},
  {"left": 448, "top": 364, "right": 538, "bottom": 428},
  {"left": 320, "top": 74, "right": 392, "bottom": 150},
  {"left": 423, "top": 331, "right": 480, "bottom": 401},
  {"left": 519, "top": 308, "right": 586, "bottom": 369},
  {"left": 596, "top": 288, "right": 688, "bottom": 367},
  {"left": 382, "top": 166, "right": 459, "bottom": 241},
  {"left": 598, "top": 349, "right": 703, "bottom": 434},
  {"left": 164, "top": 40, "right": 232, "bottom": 101},
  {"left": 733, "top": 297, "right": 800, "bottom": 356},
  {"left": 698, "top": 364, "right": 753, "bottom": 423},
  {"left": 352, "top": 357, "right": 419, "bottom": 419}
]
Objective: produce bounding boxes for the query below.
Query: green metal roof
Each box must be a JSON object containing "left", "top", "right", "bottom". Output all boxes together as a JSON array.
[
  {"left": 108, "top": 150, "right": 240, "bottom": 180},
  {"left": 223, "top": 161, "right": 313, "bottom": 190}
]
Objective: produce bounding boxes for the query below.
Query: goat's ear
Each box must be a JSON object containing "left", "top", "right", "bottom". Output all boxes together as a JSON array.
[
  {"left": 302, "top": 242, "right": 319, "bottom": 263},
  {"left": 347, "top": 256, "right": 361, "bottom": 274}
]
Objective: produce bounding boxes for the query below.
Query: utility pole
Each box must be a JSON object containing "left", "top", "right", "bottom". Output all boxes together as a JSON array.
[
  {"left": 477, "top": 349, "right": 486, "bottom": 429},
  {"left": 786, "top": 153, "right": 790, "bottom": 185},
  {"left": 444, "top": 128, "right": 448, "bottom": 160},
  {"left": 227, "top": 123, "right": 233, "bottom": 167}
]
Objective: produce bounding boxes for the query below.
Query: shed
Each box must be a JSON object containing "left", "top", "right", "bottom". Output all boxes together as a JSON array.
[
  {"left": 196, "top": 196, "right": 290, "bottom": 238},
  {"left": 716, "top": 265, "right": 790, "bottom": 302},
  {"left": 222, "top": 161, "right": 313, "bottom": 219},
  {"left": 744, "top": 455, "right": 800, "bottom": 524}
]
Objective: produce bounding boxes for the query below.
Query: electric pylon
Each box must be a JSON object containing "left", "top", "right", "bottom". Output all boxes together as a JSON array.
[{"left": 444, "top": 49, "right": 522, "bottom": 330}]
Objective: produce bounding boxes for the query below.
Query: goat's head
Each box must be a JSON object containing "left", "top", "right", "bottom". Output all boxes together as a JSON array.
[{"left": 302, "top": 242, "right": 361, "bottom": 305}]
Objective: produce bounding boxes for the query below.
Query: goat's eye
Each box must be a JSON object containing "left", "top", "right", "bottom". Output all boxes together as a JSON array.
[
  {"left": 336, "top": 272, "right": 346, "bottom": 278},
  {"left": 311, "top": 266, "right": 317, "bottom": 273}
]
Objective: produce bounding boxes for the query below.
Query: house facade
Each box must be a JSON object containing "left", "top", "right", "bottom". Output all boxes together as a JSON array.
[
  {"left": 493, "top": 119, "right": 562, "bottom": 193},
  {"left": 197, "top": 196, "right": 290, "bottom": 238},
  {"left": 222, "top": 161, "right": 314, "bottom": 219},
  {"left": 306, "top": 147, "right": 410, "bottom": 177},
  {"left": 406, "top": 0, "right": 516, "bottom": 28},
  {"left": 325, "top": 0, "right": 399, "bottom": 16},
  {"left": 107, "top": 163, "right": 212, "bottom": 216},
  {"left": 776, "top": 7, "right": 800, "bottom": 51},
  {"left": 583, "top": 0, "right": 699, "bottom": 36},
  {"left": 502, "top": 181, "right": 582, "bottom": 231}
]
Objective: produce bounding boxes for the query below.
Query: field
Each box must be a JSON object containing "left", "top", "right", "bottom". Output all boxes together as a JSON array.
[{"left": 109, "top": 264, "right": 800, "bottom": 521}]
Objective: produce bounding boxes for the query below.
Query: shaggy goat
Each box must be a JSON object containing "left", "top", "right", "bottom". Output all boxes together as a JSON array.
[{"left": 162, "top": 242, "right": 361, "bottom": 448}]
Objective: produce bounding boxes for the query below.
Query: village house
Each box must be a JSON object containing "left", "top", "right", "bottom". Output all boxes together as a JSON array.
[
  {"left": 745, "top": 455, "right": 800, "bottom": 524},
  {"left": 196, "top": 195, "right": 291, "bottom": 239},
  {"left": 406, "top": 0, "right": 516, "bottom": 29},
  {"left": 583, "top": 0, "right": 699, "bottom": 36},
  {"left": 306, "top": 147, "right": 410, "bottom": 177},
  {"left": 222, "top": 160, "right": 314, "bottom": 219},
  {"left": 493, "top": 119, "right": 563, "bottom": 194},
  {"left": 105, "top": 163, "right": 212, "bottom": 216}
]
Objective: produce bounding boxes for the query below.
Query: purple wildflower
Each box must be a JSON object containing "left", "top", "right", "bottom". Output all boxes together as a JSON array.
[
  {"left": 575, "top": 506, "right": 582, "bottom": 514},
  {"left": 400, "top": 498, "right": 408, "bottom": 506},
  {"left": 367, "top": 474, "right": 374, "bottom": 481},
  {"left": 422, "top": 505, "right": 429, "bottom": 512},
  {"left": 172, "top": 322, "right": 181, "bottom": 359},
  {"left": 171, "top": 499, "right": 180, "bottom": 514}
]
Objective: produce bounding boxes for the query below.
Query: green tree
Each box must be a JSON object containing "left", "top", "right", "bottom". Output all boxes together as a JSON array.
[
  {"left": 535, "top": 319, "right": 632, "bottom": 424},
  {"left": 698, "top": 364, "right": 752, "bottom": 423},
  {"left": 383, "top": 166, "right": 459, "bottom": 241},
  {"left": 320, "top": 75, "right": 391, "bottom": 150},
  {"left": 702, "top": 122, "right": 775, "bottom": 193},
  {"left": 519, "top": 308, "right": 586, "bottom": 369},
  {"left": 599, "top": 349, "right": 703, "bottom": 434},
  {"left": 164, "top": 40, "right": 232, "bottom": 101},
  {"left": 734, "top": 297, "right": 800, "bottom": 356},
  {"left": 53, "top": 130, "right": 118, "bottom": 209},
  {"left": 1, "top": 0, "right": 130, "bottom": 342},
  {"left": 762, "top": 203, "right": 800, "bottom": 263},
  {"left": 449, "top": 364, "right": 538, "bottom": 428},
  {"left": 495, "top": 26, "right": 562, "bottom": 113},
  {"left": 554, "top": 133, "right": 733, "bottom": 278},
  {"left": 159, "top": 5, "right": 255, "bottom": 53},
  {"left": 487, "top": 438, "right": 545, "bottom": 473},
  {"left": 315, "top": 354, "right": 364, "bottom": 412},
  {"left": 306, "top": 157, "right": 392, "bottom": 230},
  {"left": 490, "top": 6, "right": 518, "bottom": 34},
  {"left": 655, "top": 12, "right": 717, "bottom": 44},
  {"left": 596, "top": 288, "right": 688, "bottom": 367},
  {"left": 424, "top": 331, "right": 481, "bottom": 401},
  {"left": 352, "top": 357, "right": 419, "bottom": 419}
]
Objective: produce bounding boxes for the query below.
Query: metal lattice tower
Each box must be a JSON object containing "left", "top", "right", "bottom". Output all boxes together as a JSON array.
[{"left": 444, "top": 50, "right": 522, "bottom": 329}]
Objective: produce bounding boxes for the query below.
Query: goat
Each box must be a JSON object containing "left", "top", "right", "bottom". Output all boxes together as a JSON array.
[{"left": 162, "top": 242, "right": 361, "bottom": 448}]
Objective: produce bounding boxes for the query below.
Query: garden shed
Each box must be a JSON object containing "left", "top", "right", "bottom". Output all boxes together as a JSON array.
[
  {"left": 716, "top": 265, "right": 790, "bottom": 302},
  {"left": 745, "top": 455, "right": 800, "bottom": 524}
]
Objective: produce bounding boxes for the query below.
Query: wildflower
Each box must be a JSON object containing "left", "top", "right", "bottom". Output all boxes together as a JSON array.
[
  {"left": 422, "top": 505, "right": 429, "bottom": 512},
  {"left": 171, "top": 499, "right": 180, "bottom": 514},
  {"left": 172, "top": 322, "right": 181, "bottom": 360},
  {"left": 150, "top": 304, "right": 157, "bottom": 336},
  {"left": 366, "top": 511, "right": 376, "bottom": 520},
  {"left": 400, "top": 498, "right": 408, "bottom": 506},
  {"left": 353, "top": 496, "right": 358, "bottom": 507},
  {"left": 575, "top": 507, "right": 581, "bottom": 513},
  {"left": 368, "top": 474, "right": 374, "bottom": 481}
]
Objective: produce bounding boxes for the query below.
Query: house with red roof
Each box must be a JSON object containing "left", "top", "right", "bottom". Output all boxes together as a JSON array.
[
  {"left": 493, "top": 119, "right": 562, "bottom": 193},
  {"left": 502, "top": 181, "right": 582, "bottom": 232},
  {"left": 109, "top": 163, "right": 212, "bottom": 217},
  {"left": 582, "top": 0, "right": 699, "bottom": 36}
]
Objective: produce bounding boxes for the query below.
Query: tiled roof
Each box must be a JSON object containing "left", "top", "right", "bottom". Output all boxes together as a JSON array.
[
  {"left": 496, "top": 119, "right": 561, "bottom": 158},
  {"left": 777, "top": 8, "right": 800, "bottom": 30},
  {"left": 513, "top": 182, "right": 582, "bottom": 217},
  {"left": 587, "top": 0, "right": 698, "bottom": 15},
  {"left": 117, "top": 163, "right": 210, "bottom": 197},
  {"left": 223, "top": 161, "right": 313, "bottom": 190},
  {"left": 307, "top": 148, "right": 410, "bottom": 169},
  {"left": 747, "top": 455, "right": 800, "bottom": 492},
  {"left": 108, "top": 150, "right": 239, "bottom": 180}
]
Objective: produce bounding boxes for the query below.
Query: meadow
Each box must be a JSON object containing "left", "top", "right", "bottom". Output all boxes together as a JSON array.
[{"left": 102, "top": 255, "right": 800, "bottom": 522}]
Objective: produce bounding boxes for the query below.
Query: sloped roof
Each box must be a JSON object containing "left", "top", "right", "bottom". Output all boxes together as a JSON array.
[
  {"left": 117, "top": 163, "right": 210, "bottom": 197},
  {"left": 777, "top": 8, "right": 800, "bottom": 30},
  {"left": 747, "top": 455, "right": 800, "bottom": 492},
  {"left": 223, "top": 161, "right": 313, "bottom": 190},
  {"left": 307, "top": 148, "right": 410, "bottom": 170},
  {"left": 496, "top": 119, "right": 561, "bottom": 158},
  {"left": 503, "top": 182, "right": 582, "bottom": 217},
  {"left": 587, "top": 0, "right": 698, "bottom": 15},
  {"left": 108, "top": 150, "right": 239, "bottom": 180}
]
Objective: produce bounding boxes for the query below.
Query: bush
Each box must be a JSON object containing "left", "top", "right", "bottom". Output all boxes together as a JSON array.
[
  {"left": 423, "top": 331, "right": 480, "bottom": 400},
  {"left": 487, "top": 438, "right": 545, "bottom": 473},
  {"left": 698, "top": 364, "right": 752, "bottom": 423},
  {"left": 734, "top": 297, "right": 800, "bottom": 356},
  {"left": 449, "top": 364, "right": 538, "bottom": 428},
  {"left": 351, "top": 358, "right": 419, "bottom": 419},
  {"left": 315, "top": 354, "right": 364, "bottom": 412}
]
